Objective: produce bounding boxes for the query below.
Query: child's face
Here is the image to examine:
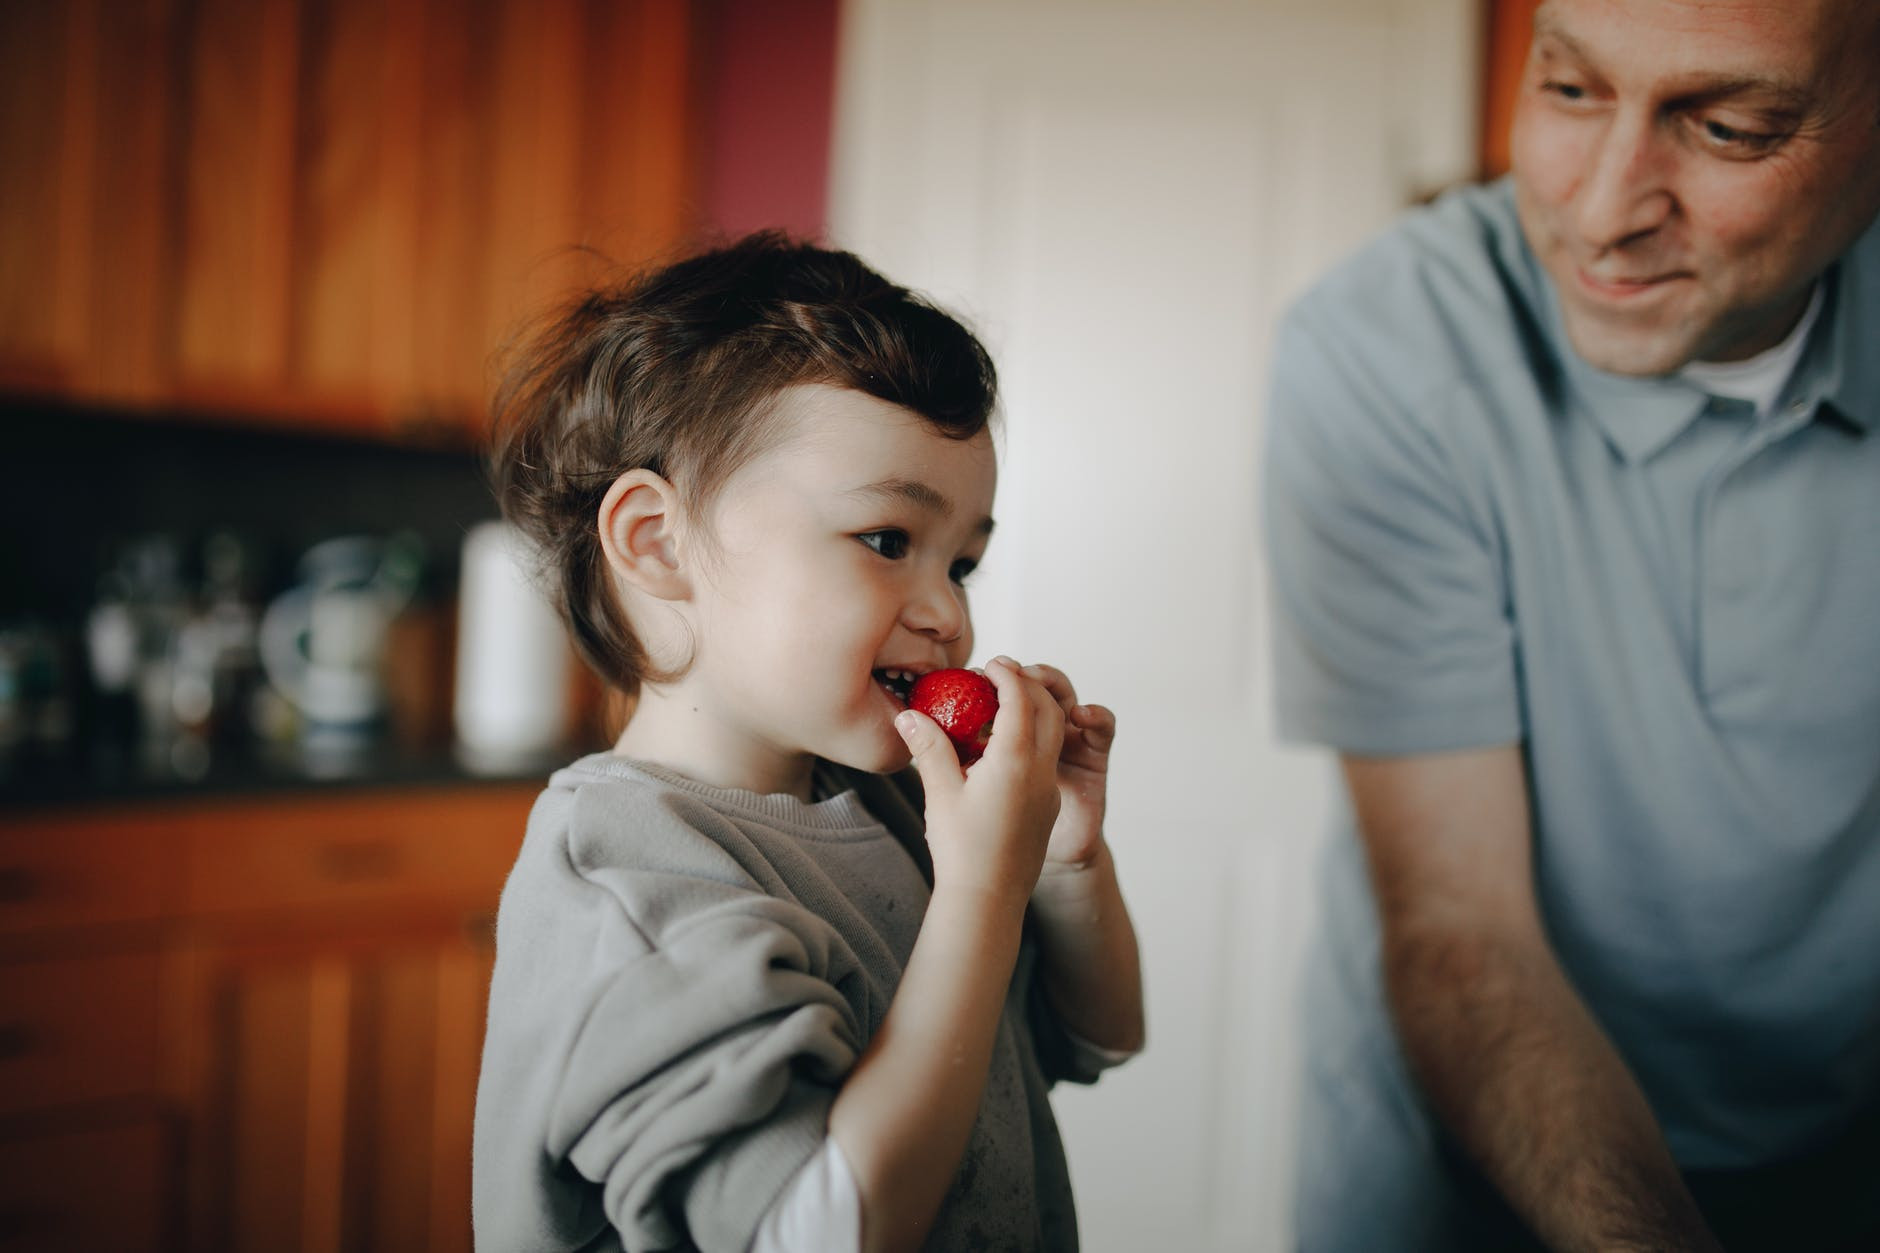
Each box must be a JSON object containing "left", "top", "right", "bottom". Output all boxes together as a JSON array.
[{"left": 687, "top": 384, "right": 997, "bottom": 780}]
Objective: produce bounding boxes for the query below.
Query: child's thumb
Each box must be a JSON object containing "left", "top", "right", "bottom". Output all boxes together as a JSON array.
[{"left": 896, "top": 709, "right": 962, "bottom": 794}]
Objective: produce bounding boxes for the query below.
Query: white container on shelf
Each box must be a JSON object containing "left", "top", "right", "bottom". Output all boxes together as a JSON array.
[{"left": 453, "top": 521, "right": 570, "bottom": 769}]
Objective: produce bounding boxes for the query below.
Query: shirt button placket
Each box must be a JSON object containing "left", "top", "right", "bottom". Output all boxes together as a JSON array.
[
  {"left": 1695, "top": 412, "right": 1764, "bottom": 700},
  {"left": 1697, "top": 397, "right": 1810, "bottom": 702}
]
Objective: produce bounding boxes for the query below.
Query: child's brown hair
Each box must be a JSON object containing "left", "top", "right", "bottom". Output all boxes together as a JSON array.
[{"left": 489, "top": 232, "right": 999, "bottom": 697}]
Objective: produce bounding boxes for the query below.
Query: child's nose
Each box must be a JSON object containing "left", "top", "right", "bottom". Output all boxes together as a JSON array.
[{"left": 904, "top": 577, "right": 967, "bottom": 643}]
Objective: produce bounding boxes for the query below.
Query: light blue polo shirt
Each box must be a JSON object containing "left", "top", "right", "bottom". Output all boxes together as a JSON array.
[{"left": 1264, "top": 179, "right": 1880, "bottom": 1184}]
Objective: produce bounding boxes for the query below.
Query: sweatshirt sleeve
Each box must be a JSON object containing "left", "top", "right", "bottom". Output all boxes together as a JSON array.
[{"left": 473, "top": 782, "right": 869, "bottom": 1253}]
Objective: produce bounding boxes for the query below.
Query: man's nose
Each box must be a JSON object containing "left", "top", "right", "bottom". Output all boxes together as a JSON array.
[{"left": 1573, "top": 108, "right": 1675, "bottom": 251}]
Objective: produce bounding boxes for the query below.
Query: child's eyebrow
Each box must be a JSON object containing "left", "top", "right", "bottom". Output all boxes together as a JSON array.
[{"left": 849, "top": 477, "right": 996, "bottom": 535}]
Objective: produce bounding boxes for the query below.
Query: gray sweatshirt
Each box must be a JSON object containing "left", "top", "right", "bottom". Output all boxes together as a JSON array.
[{"left": 472, "top": 752, "right": 1089, "bottom": 1252}]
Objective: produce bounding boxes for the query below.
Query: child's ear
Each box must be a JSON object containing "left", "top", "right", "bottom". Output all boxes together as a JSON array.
[{"left": 597, "top": 469, "right": 691, "bottom": 601}]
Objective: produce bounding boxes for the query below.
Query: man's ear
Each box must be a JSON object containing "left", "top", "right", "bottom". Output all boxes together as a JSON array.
[{"left": 598, "top": 469, "right": 691, "bottom": 601}]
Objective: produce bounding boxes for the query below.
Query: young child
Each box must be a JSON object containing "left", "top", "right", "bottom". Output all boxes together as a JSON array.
[{"left": 471, "top": 234, "right": 1143, "bottom": 1253}]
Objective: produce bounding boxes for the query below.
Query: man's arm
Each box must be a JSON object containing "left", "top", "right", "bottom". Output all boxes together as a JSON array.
[{"left": 1345, "top": 746, "right": 1722, "bottom": 1253}]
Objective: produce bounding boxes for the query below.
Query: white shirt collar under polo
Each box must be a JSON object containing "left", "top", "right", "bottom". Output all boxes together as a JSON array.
[{"left": 1680, "top": 282, "right": 1825, "bottom": 420}]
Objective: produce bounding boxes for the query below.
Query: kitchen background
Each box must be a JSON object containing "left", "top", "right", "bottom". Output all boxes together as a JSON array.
[{"left": 0, "top": 0, "right": 1538, "bottom": 1249}]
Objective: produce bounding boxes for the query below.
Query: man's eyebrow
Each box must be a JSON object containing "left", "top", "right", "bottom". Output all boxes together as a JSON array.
[
  {"left": 1532, "top": 12, "right": 1811, "bottom": 112},
  {"left": 1669, "top": 75, "right": 1812, "bottom": 114},
  {"left": 849, "top": 477, "right": 995, "bottom": 535},
  {"left": 1530, "top": 10, "right": 1588, "bottom": 61}
]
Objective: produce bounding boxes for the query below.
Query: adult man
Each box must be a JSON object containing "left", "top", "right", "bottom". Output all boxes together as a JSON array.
[{"left": 1263, "top": 0, "right": 1880, "bottom": 1248}]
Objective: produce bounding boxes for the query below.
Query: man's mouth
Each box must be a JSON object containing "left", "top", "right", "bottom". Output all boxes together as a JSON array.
[
  {"left": 1576, "top": 268, "right": 1688, "bottom": 300},
  {"left": 873, "top": 668, "right": 921, "bottom": 708}
]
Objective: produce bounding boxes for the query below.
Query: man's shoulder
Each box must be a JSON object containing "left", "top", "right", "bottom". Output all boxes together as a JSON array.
[
  {"left": 1282, "top": 179, "right": 1547, "bottom": 392},
  {"left": 1838, "top": 209, "right": 1880, "bottom": 321}
]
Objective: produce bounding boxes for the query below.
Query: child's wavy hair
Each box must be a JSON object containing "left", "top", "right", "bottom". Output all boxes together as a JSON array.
[{"left": 489, "top": 232, "right": 999, "bottom": 698}]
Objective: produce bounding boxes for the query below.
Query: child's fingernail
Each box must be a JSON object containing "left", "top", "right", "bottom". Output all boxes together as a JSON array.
[
  {"left": 895, "top": 710, "right": 919, "bottom": 737},
  {"left": 991, "top": 654, "right": 1016, "bottom": 669}
]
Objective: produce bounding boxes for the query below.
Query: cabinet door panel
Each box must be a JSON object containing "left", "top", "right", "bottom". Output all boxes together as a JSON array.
[
  {"left": 409, "top": 0, "right": 503, "bottom": 423},
  {"left": 0, "top": 1, "right": 90, "bottom": 389},
  {"left": 174, "top": 0, "right": 302, "bottom": 390},
  {"left": 293, "top": 0, "right": 425, "bottom": 414},
  {"left": 182, "top": 788, "right": 531, "bottom": 917},
  {"left": 581, "top": 0, "right": 696, "bottom": 268},
  {"left": 0, "top": 951, "right": 164, "bottom": 1117},
  {"left": 188, "top": 920, "right": 494, "bottom": 1253},
  {"left": 86, "top": 0, "right": 187, "bottom": 405},
  {"left": 480, "top": 0, "right": 589, "bottom": 359},
  {"left": 0, "top": 1118, "right": 173, "bottom": 1253},
  {"left": 0, "top": 811, "right": 182, "bottom": 935}
]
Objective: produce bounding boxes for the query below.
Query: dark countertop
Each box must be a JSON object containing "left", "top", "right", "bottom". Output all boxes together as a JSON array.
[{"left": 0, "top": 733, "right": 577, "bottom": 816}]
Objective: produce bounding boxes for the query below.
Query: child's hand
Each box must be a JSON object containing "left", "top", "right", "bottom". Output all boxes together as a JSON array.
[
  {"left": 1016, "top": 663, "right": 1114, "bottom": 876},
  {"left": 896, "top": 656, "right": 1063, "bottom": 910}
]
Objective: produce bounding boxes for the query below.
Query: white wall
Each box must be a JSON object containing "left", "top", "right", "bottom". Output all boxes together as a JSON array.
[{"left": 828, "top": 3, "right": 1479, "bottom": 1247}]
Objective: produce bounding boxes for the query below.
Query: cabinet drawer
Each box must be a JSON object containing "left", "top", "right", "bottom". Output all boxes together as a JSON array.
[
  {"left": 0, "top": 1119, "right": 170, "bottom": 1253},
  {"left": 0, "top": 952, "right": 164, "bottom": 1117},
  {"left": 184, "top": 787, "right": 534, "bottom": 916},
  {"left": 0, "top": 815, "right": 181, "bottom": 935}
]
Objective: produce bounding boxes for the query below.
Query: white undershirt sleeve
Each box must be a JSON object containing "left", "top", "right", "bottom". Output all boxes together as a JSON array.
[
  {"left": 748, "top": 1137, "right": 861, "bottom": 1253},
  {"left": 746, "top": 1030, "right": 1134, "bottom": 1253}
]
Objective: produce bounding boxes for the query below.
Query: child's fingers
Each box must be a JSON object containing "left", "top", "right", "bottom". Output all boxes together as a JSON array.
[
  {"left": 894, "top": 708, "right": 963, "bottom": 799},
  {"left": 1012, "top": 660, "right": 1066, "bottom": 759},
  {"left": 981, "top": 657, "right": 1035, "bottom": 750},
  {"left": 1019, "top": 662, "right": 1078, "bottom": 713},
  {"left": 1070, "top": 702, "right": 1117, "bottom": 755},
  {"left": 985, "top": 656, "right": 1061, "bottom": 760}
]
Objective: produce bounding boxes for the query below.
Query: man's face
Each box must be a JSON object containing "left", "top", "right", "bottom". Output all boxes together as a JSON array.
[{"left": 1511, "top": 0, "right": 1880, "bottom": 375}]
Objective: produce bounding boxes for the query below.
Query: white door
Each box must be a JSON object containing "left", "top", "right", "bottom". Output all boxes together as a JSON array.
[{"left": 829, "top": 3, "right": 1478, "bottom": 1247}]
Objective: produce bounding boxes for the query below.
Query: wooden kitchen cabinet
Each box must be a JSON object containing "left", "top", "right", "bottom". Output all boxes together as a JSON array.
[
  {"left": 0, "top": 0, "right": 698, "bottom": 440},
  {"left": 174, "top": 917, "right": 494, "bottom": 1252},
  {"left": 0, "top": 1118, "right": 175, "bottom": 1253},
  {"left": 0, "top": 782, "right": 538, "bottom": 1253}
]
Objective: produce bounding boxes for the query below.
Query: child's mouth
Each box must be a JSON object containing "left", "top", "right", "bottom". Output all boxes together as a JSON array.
[{"left": 873, "top": 668, "right": 919, "bottom": 708}]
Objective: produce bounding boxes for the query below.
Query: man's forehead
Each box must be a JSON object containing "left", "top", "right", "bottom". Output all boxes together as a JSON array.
[{"left": 1534, "top": 0, "right": 1849, "bottom": 77}]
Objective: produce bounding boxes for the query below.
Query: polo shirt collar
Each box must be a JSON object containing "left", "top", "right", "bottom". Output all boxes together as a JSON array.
[
  {"left": 1564, "top": 355, "right": 1711, "bottom": 464},
  {"left": 1802, "top": 234, "right": 1878, "bottom": 435}
]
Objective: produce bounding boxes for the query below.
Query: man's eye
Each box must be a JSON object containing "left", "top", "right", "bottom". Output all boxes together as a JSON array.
[
  {"left": 949, "top": 557, "right": 979, "bottom": 585},
  {"left": 1698, "top": 117, "right": 1780, "bottom": 154},
  {"left": 1540, "top": 78, "right": 1588, "bottom": 103},
  {"left": 857, "top": 530, "right": 910, "bottom": 559}
]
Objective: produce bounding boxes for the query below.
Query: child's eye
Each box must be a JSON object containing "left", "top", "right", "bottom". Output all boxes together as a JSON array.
[
  {"left": 949, "top": 557, "right": 979, "bottom": 585},
  {"left": 857, "top": 529, "right": 910, "bottom": 560}
]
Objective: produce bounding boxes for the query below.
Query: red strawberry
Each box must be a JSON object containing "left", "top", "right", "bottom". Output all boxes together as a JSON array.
[{"left": 907, "top": 668, "right": 999, "bottom": 764}]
